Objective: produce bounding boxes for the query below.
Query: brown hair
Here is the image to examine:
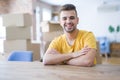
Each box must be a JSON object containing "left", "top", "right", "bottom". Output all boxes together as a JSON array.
[{"left": 59, "top": 4, "right": 77, "bottom": 16}]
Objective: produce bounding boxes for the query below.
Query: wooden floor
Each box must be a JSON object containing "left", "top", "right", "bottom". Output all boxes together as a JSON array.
[{"left": 102, "top": 57, "right": 120, "bottom": 65}]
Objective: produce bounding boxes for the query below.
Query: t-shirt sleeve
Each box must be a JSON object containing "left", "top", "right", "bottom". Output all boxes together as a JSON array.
[
  {"left": 47, "top": 37, "right": 62, "bottom": 51},
  {"left": 84, "top": 32, "right": 97, "bottom": 49}
]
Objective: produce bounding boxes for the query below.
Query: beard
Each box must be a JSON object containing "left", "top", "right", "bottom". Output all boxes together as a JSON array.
[{"left": 63, "top": 23, "right": 76, "bottom": 33}]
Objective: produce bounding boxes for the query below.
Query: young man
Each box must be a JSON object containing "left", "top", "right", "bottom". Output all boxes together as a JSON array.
[{"left": 43, "top": 4, "right": 97, "bottom": 67}]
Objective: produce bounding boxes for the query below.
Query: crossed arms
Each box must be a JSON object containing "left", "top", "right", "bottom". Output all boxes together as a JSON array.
[{"left": 43, "top": 46, "right": 97, "bottom": 67}]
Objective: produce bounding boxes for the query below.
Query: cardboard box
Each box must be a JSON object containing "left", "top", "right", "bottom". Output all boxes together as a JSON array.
[
  {"left": 40, "top": 21, "right": 63, "bottom": 32},
  {"left": 4, "top": 39, "right": 40, "bottom": 61},
  {"left": 5, "top": 27, "right": 31, "bottom": 40},
  {"left": 4, "top": 40, "right": 30, "bottom": 53},
  {"left": 43, "top": 31, "right": 63, "bottom": 41},
  {"left": 2, "top": 13, "right": 32, "bottom": 27}
]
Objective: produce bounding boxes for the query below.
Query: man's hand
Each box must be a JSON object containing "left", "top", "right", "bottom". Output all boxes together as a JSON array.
[{"left": 72, "top": 46, "right": 90, "bottom": 58}]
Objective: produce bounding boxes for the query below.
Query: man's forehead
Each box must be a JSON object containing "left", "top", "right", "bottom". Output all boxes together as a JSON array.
[
  {"left": 60, "top": 10, "right": 76, "bottom": 14},
  {"left": 60, "top": 10, "right": 76, "bottom": 17}
]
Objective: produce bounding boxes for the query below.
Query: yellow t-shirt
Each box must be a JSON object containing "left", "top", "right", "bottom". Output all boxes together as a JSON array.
[{"left": 48, "top": 30, "right": 97, "bottom": 64}]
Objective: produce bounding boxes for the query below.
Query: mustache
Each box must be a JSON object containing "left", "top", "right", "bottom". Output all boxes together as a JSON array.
[{"left": 64, "top": 23, "right": 74, "bottom": 26}]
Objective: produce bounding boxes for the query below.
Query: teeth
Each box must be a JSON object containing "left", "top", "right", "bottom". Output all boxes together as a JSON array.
[{"left": 67, "top": 25, "right": 72, "bottom": 27}]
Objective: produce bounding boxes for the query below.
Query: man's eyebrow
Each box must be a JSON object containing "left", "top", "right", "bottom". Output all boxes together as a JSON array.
[
  {"left": 62, "top": 16, "right": 75, "bottom": 18},
  {"left": 70, "top": 16, "right": 75, "bottom": 17}
]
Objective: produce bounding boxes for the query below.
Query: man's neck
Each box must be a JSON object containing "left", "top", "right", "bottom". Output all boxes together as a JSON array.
[{"left": 66, "top": 29, "right": 79, "bottom": 40}]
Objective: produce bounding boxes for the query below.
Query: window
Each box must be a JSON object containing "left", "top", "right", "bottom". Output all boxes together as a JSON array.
[
  {"left": 35, "top": 6, "right": 41, "bottom": 43},
  {"left": 0, "top": 16, "right": 5, "bottom": 53},
  {"left": 42, "top": 8, "right": 52, "bottom": 21}
]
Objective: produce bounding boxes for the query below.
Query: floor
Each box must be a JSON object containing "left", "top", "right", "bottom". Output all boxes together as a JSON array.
[{"left": 102, "top": 57, "right": 120, "bottom": 65}]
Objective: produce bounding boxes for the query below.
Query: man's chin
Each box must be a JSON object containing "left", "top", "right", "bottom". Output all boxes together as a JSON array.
[
  {"left": 64, "top": 27, "right": 75, "bottom": 33},
  {"left": 66, "top": 29, "right": 74, "bottom": 33}
]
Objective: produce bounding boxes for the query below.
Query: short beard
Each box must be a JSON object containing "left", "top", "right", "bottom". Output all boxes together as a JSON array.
[{"left": 64, "top": 26, "right": 76, "bottom": 33}]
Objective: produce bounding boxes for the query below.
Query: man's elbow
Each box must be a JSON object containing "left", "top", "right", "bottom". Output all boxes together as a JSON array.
[
  {"left": 82, "top": 60, "right": 95, "bottom": 67},
  {"left": 43, "top": 60, "right": 47, "bottom": 65},
  {"left": 43, "top": 58, "right": 56, "bottom": 65},
  {"left": 42, "top": 58, "right": 50, "bottom": 65},
  {"left": 42, "top": 55, "right": 52, "bottom": 65}
]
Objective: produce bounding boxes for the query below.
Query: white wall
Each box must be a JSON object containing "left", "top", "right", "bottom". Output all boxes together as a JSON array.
[
  {"left": 40, "top": 0, "right": 120, "bottom": 42},
  {"left": 60, "top": 0, "right": 120, "bottom": 42}
]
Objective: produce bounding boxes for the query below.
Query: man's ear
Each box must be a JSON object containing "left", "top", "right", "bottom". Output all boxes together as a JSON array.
[{"left": 77, "top": 17, "right": 79, "bottom": 24}]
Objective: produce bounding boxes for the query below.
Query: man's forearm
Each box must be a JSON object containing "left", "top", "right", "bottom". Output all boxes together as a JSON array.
[
  {"left": 43, "top": 53, "right": 73, "bottom": 65},
  {"left": 66, "top": 56, "right": 94, "bottom": 67},
  {"left": 66, "top": 49, "right": 96, "bottom": 67}
]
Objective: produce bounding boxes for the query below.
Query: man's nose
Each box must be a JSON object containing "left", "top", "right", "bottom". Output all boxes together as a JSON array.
[{"left": 66, "top": 18, "right": 71, "bottom": 23}]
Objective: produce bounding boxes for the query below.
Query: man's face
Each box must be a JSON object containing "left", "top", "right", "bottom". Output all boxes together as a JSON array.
[{"left": 59, "top": 10, "right": 79, "bottom": 33}]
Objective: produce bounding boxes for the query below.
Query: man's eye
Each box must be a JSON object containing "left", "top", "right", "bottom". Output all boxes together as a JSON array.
[
  {"left": 62, "top": 17, "right": 67, "bottom": 20},
  {"left": 70, "top": 16, "right": 75, "bottom": 20}
]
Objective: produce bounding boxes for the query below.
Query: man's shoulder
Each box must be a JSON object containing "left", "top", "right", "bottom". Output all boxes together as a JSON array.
[
  {"left": 78, "top": 30, "right": 95, "bottom": 39},
  {"left": 79, "top": 30, "right": 92, "bottom": 33},
  {"left": 53, "top": 34, "right": 65, "bottom": 41},
  {"left": 79, "top": 30, "right": 94, "bottom": 35}
]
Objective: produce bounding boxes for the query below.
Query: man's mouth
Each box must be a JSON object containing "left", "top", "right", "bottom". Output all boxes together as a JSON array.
[{"left": 65, "top": 23, "right": 74, "bottom": 28}]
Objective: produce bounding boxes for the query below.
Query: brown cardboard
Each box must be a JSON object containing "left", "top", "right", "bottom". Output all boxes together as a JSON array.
[
  {"left": 2, "top": 13, "right": 32, "bottom": 27},
  {"left": 40, "top": 21, "right": 63, "bottom": 32},
  {"left": 5, "top": 27, "right": 31, "bottom": 40},
  {"left": 43, "top": 31, "right": 63, "bottom": 41},
  {"left": 4, "top": 39, "right": 40, "bottom": 61}
]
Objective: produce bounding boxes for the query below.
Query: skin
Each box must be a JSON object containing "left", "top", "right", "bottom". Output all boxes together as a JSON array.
[{"left": 43, "top": 10, "right": 97, "bottom": 67}]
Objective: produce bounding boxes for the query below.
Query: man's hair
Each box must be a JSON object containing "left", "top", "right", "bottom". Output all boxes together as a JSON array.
[{"left": 59, "top": 4, "right": 77, "bottom": 16}]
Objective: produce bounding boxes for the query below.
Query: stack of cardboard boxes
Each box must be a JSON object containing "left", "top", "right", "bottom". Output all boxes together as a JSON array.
[
  {"left": 40, "top": 21, "right": 63, "bottom": 59},
  {"left": 2, "top": 13, "right": 40, "bottom": 61},
  {"left": 40, "top": 21, "right": 63, "bottom": 42}
]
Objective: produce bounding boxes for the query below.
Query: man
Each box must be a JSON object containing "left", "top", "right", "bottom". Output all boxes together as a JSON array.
[{"left": 43, "top": 4, "right": 97, "bottom": 67}]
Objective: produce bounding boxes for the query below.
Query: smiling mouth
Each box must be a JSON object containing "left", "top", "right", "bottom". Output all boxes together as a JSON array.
[
  {"left": 65, "top": 25, "right": 73, "bottom": 30},
  {"left": 65, "top": 23, "right": 74, "bottom": 27}
]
